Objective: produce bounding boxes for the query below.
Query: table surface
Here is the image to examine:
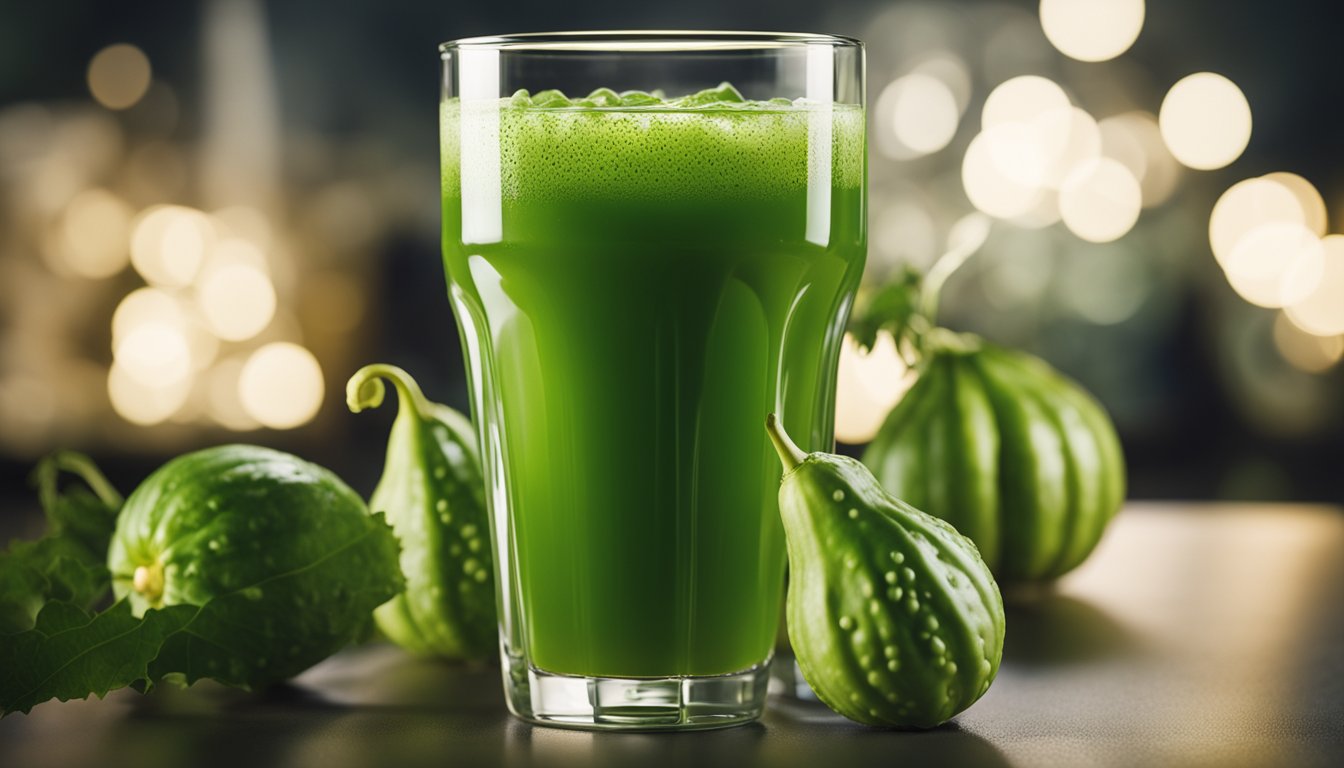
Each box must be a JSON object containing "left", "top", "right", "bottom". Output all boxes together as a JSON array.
[{"left": 2, "top": 502, "right": 1343, "bottom": 768}]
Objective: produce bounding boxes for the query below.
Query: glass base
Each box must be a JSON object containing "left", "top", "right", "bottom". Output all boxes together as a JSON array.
[{"left": 502, "top": 653, "right": 771, "bottom": 731}]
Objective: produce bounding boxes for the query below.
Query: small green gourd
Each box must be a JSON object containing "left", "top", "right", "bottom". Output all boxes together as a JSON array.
[
  {"left": 862, "top": 334, "right": 1125, "bottom": 582},
  {"left": 347, "top": 364, "right": 495, "bottom": 659},
  {"left": 768, "top": 414, "right": 1005, "bottom": 728}
]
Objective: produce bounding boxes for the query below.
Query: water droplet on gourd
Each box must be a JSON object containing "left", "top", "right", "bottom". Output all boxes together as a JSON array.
[
  {"left": 468, "top": 539, "right": 481, "bottom": 552},
  {"left": 906, "top": 597, "right": 920, "bottom": 613},
  {"left": 891, "top": 551, "right": 905, "bottom": 564},
  {"left": 474, "top": 570, "right": 488, "bottom": 582},
  {"left": 847, "top": 508, "right": 859, "bottom": 519},
  {"left": 208, "top": 539, "right": 221, "bottom": 551},
  {"left": 860, "top": 581, "right": 874, "bottom": 598},
  {"left": 844, "top": 556, "right": 857, "bottom": 570},
  {"left": 868, "top": 599, "right": 881, "bottom": 616},
  {"left": 832, "top": 490, "right": 845, "bottom": 502},
  {"left": 884, "top": 571, "right": 898, "bottom": 584},
  {"left": 888, "top": 660, "right": 900, "bottom": 672},
  {"left": 931, "top": 637, "right": 947, "bottom": 655},
  {"left": 434, "top": 466, "right": 447, "bottom": 480},
  {"left": 902, "top": 567, "right": 916, "bottom": 583},
  {"left": 927, "top": 616, "right": 939, "bottom": 630},
  {"left": 885, "top": 691, "right": 899, "bottom": 703},
  {"left": 838, "top": 616, "right": 854, "bottom": 631},
  {"left": 439, "top": 511, "right": 453, "bottom": 525},
  {"left": 461, "top": 524, "right": 478, "bottom": 539},
  {"left": 435, "top": 499, "right": 448, "bottom": 512},
  {"left": 888, "top": 586, "right": 904, "bottom": 601},
  {"left": 463, "top": 558, "right": 480, "bottom": 575},
  {"left": 946, "top": 661, "right": 958, "bottom": 674},
  {"left": 449, "top": 543, "right": 462, "bottom": 556}
]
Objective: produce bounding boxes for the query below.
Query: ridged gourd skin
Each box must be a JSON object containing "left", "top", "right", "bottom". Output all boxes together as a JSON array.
[
  {"left": 348, "top": 365, "right": 496, "bottom": 660},
  {"left": 107, "top": 445, "right": 403, "bottom": 685},
  {"left": 863, "top": 340, "right": 1125, "bottom": 582},
  {"left": 773, "top": 419, "right": 1005, "bottom": 728}
]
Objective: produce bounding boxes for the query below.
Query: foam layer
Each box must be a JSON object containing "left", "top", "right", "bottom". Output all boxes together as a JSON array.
[{"left": 442, "top": 83, "right": 864, "bottom": 201}]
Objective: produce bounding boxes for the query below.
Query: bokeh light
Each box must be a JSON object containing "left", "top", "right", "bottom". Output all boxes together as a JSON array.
[
  {"left": 1159, "top": 72, "right": 1252, "bottom": 170},
  {"left": 57, "top": 188, "right": 133, "bottom": 278},
  {"left": 129, "top": 205, "right": 213, "bottom": 287},
  {"left": 834, "top": 331, "right": 915, "bottom": 444},
  {"left": 87, "top": 44, "right": 152, "bottom": 110},
  {"left": 962, "top": 124, "right": 1046, "bottom": 218},
  {"left": 111, "top": 287, "right": 183, "bottom": 348},
  {"left": 1272, "top": 312, "right": 1344, "bottom": 373},
  {"left": 197, "top": 262, "right": 276, "bottom": 341},
  {"left": 1285, "top": 235, "right": 1344, "bottom": 336},
  {"left": 875, "top": 73, "right": 960, "bottom": 160},
  {"left": 1208, "top": 177, "right": 1308, "bottom": 266},
  {"left": 1059, "top": 158, "right": 1142, "bottom": 243},
  {"left": 107, "top": 361, "right": 191, "bottom": 426},
  {"left": 1040, "top": 0, "right": 1145, "bottom": 63},
  {"left": 1098, "top": 112, "right": 1181, "bottom": 208},
  {"left": 113, "top": 322, "right": 192, "bottom": 386},
  {"left": 1223, "top": 222, "right": 1324, "bottom": 308},
  {"left": 1260, "top": 172, "right": 1327, "bottom": 236},
  {"left": 1036, "top": 107, "right": 1102, "bottom": 189},
  {"left": 207, "top": 356, "right": 261, "bottom": 431},
  {"left": 982, "top": 75, "right": 1069, "bottom": 131},
  {"left": 238, "top": 342, "right": 324, "bottom": 429}
]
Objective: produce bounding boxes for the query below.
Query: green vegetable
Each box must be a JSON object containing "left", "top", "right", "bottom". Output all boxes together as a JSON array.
[
  {"left": 768, "top": 414, "right": 1004, "bottom": 728},
  {"left": 1, "top": 445, "right": 403, "bottom": 715},
  {"left": 851, "top": 228, "right": 1125, "bottom": 582},
  {"left": 347, "top": 364, "right": 495, "bottom": 659},
  {"left": 862, "top": 333, "right": 1125, "bottom": 581},
  {"left": 0, "top": 453, "right": 121, "bottom": 633}
]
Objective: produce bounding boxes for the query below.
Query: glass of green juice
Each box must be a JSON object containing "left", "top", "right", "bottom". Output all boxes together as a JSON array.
[{"left": 439, "top": 31, "right": 865, "bottom": 730}]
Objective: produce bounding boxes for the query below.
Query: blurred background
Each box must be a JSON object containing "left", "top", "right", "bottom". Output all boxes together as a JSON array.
[{"left": 1, "top": 0, "right": 1341, "bottom": 523}]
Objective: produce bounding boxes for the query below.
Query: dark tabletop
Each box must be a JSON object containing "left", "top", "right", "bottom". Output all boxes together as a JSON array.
[{"left": 2, "top": 503, "right": 1343, "bottom": 768}]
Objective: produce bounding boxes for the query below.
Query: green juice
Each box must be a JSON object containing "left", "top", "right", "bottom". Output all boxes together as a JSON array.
[{"left": 441, "top": 87, "right": 865, "bottom": 678}]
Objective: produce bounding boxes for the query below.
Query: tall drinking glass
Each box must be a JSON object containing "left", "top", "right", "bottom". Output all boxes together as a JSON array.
[{"left": 440, "top": 31, "right": 865, "bottom": 730}]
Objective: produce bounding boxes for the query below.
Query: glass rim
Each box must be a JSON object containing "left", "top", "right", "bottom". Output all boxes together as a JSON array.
[{"left": 439, "top": 30, "right": 862, "bottom": 54}]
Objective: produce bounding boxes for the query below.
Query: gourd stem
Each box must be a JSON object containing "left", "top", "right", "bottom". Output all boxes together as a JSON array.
[
  {"left": 34, "top": 451, "right": 123, "bottom": 511},
  {"left": 765, "top": 413, "right": 808, "bottom": 471},
  {"left": 917, "top": 213, "right": 992, "bottom": 327},
  {"left": 347, "top": 364, "right": 434, "bottom": 417}
]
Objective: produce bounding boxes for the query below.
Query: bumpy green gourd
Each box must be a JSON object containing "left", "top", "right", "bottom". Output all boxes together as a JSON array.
[
  {"left": 347, "top": 364, "right": 495, "bottom": 659},
  {"left": 862, "top": 334, "right": 1125, "bottom": 582},
  {"left": 768, "top": 414, "right": 1004, "bottom": 728}
]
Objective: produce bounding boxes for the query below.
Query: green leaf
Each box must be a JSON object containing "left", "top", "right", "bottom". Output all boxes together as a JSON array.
[
  {"left": 849, "top": 266, "right": 925, "bottom": 353},
  {"left": 1, "top": 512, "right": 403, "bottom": 716},
  {"left": 0, "top": 454, "right": 121, "bottom": 634},
  {"left": 33, "top": 452, "right": 121, "bottom": 559},
  {"left": 0, "top": 600, "right": 197, "bottom": 715},
  {"left": 0, "top": 539, "right": 110, "bottom": 633}
]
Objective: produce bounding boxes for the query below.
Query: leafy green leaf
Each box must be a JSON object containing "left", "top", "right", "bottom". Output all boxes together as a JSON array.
[
  {"left": 1, "top": 511, "right": 404, "bottom": 716},
  {"left": 33, "top": 451, "right": 121, "bottom": 559},
  {"left": 0, "top": 600, "right": 196, "bottom": 715},
  {"left": 0, "top": 539, "right": 110, "bottom": 634},
  {"left": 0, "top": 454, "right": 121, "bottom": 634},
  {"left": 849, "top": 266, "right": 925, "bottom": 353}
]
